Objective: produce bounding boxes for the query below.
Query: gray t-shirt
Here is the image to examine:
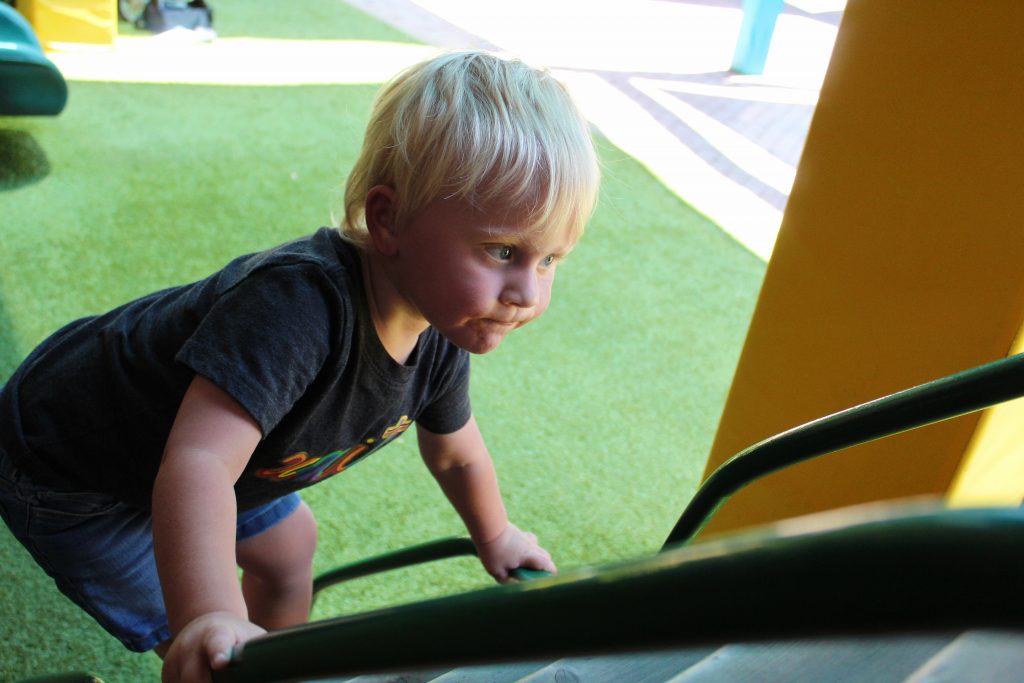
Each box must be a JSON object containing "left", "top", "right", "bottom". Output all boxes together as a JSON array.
[{"left": 0, "top": 228, "right": 471, "bottom": 510}]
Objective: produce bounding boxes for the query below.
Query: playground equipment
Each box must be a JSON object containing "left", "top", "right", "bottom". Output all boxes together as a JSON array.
[
  {"left": 703, "top": 0, "right": 1024, "bottom": 536},
  {"left": 207, "top": 352, "right": 1024, "bottom": 682},
  {"left": 16, "top": 0, "right": 1024, "bottom": 678},
  {"left": 20, "top": 355, "right": 1024, "bottom": 682},
  {"left": 731, "top": 0, "right": 784, "bottom": 75},
  {"left": 18, "top": 357, "right": 1024, "bottom": 681},
  {"left": 0, "top": 3, "right": 67, "bottom": 115},
  {"left": 16, "top": 0, "right": 116, "bottom": 48}
]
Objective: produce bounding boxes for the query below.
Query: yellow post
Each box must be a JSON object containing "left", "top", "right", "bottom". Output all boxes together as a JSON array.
[
  {"left": 697, "top": 0, "right": 1024, "bottom": 538},
  {"left": 19, "top": 0, "right": 117, "bottom": 49},
  {"left": 948, "top": 331, "right": 1024, "bottom": 507}
]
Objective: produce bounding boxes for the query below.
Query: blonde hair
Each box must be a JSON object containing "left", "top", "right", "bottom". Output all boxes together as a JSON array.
[{"left": 342, "top": 50, "right": 599, "bottom": 246}]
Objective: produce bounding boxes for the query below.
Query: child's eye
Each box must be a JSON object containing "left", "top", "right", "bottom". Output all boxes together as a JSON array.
[
  {"left": 486, "top": 245, "right": 514, "bottom": 261},
  {"left": 540, "top": 254, "right": 558, "bottom": 268}
]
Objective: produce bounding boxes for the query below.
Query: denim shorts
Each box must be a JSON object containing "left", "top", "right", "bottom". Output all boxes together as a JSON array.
[{"left": 0, "top": 445, "right": 301, "bottom": 652}]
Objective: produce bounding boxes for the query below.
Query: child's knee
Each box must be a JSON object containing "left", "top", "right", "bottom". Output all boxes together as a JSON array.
[{"left": 237, "top": 501, "right": 317, "bottom": 580}]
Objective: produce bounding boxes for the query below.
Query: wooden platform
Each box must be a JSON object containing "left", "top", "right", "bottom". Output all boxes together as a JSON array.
[{"left": 340, "top": 631, "right": 1024, "bottom": 683}]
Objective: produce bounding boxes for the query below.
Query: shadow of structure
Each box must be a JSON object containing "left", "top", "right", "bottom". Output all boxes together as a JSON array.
[
  {"left": 0, "top": 265, "right": 27, "bottom": 379},
  {"left": 0, "top": 297, "right": 21, "bottom": 383},
  {"left": 0, "top": 128, "right": 43, "bottom": 378},
  {"left": 0, "top": 128, "right": 50, "bottom": 190}
]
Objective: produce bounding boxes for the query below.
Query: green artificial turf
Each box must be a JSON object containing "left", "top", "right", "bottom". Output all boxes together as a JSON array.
[{"left": 0, "top": 1, "right": 765, "bottom": 680}]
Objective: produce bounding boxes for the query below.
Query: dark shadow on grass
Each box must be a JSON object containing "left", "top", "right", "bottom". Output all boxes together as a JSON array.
[
  {"left": 0, "top": 299, "right": 21, "bottom": 383},
  {"left": 0, "top": 129, "right": 51, "bottom": 190}
]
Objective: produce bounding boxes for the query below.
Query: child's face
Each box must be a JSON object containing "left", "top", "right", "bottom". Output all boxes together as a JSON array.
[{"left": 391, "top": 196, "right": 574, "bottom": 354}]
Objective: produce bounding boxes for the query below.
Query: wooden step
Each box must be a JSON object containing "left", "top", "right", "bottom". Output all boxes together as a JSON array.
[
  {"left": 329, "top": 631, "right": 1024, "bottom": 682},
  {"left": 665, "top": 634, "right": 956, "bottom": 683},
  {"left": 343, "top": 671, "right": 448, "bottom": 682},
  {"left": 904, "top": 630, "right": 1024, "bottom": 683},
  {"left": 520, "top": 650, "right": 720, "bottom": 683},
  {"left": 432, "top": 661, "right": 550, "bottom": 682}
]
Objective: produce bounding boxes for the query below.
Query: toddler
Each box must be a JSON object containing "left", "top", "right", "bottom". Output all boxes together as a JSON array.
[{"left": 0, "top": 49, "right": 600, "bottom": 682}]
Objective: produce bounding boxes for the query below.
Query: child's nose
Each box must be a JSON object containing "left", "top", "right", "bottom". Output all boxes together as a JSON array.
[{"left": 500, "top": 267, "right": 540, "bottom": 308}]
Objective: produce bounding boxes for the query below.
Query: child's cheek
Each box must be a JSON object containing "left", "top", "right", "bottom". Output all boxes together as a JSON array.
[{"left": 536, "top": 279, "right": 555, "bottom": 316}]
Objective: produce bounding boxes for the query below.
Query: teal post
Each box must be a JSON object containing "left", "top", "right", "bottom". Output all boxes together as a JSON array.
[{"left": 732, "top": 0, "right": 785, "bottom": 75}]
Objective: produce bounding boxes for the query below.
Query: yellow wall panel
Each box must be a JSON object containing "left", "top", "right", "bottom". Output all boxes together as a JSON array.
[
  {"left": 20, "top": 0, "right": 116, "bottom": 48},
  {"left": 698, "top": 0, "right": 1024, "bottom": 537}
]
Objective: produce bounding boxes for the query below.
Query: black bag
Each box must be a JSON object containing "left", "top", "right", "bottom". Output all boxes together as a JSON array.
[{"left": 138, "top": 0, "right": 213, "bottom": 33}]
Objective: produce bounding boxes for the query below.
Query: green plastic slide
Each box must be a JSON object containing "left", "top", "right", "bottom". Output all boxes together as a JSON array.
[{"left": 0, "top": 3, "right": 67, "bottom": 116}]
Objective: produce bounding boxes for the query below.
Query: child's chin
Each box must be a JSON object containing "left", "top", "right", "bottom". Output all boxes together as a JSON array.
[
  {"left": 462, "top": 337, "right": 505, "bottom": 355},
  {"left": 448, "top": 329, "right": 507, "bottom": 355}
]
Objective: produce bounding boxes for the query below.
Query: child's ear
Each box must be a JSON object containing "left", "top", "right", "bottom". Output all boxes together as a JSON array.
[{"left": 364, "top": 185, "right": 399, "bottom": 256}]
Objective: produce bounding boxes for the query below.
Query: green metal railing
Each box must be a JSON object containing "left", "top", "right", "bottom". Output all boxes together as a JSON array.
[{"left": 310, "top": 536, "right": 550, "bottom": 605}]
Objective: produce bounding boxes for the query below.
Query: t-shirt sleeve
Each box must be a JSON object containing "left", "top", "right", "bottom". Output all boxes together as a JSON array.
[
  {"left": 175, "top": 264, "right": 342, "bottom": 436},
  {"left": 416, "top": 346, "right": 472, "bottom": 435}
]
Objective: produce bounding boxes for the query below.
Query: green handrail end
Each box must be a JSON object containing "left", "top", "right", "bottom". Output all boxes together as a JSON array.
[{"left": 510, "top": 567, "right": 553, "bottom": 582}]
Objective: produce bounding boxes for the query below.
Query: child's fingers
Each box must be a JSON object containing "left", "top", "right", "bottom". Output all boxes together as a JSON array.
[
  {"left": 205, "top": 628, "right": 237, "bottom": 670},
  {"left": 511, "top": 527, "right": 555, "bottom": 574},
  {"left": 163, "top": 639, "right": 220, "bottom": 683},
  {"left": 161, "top": 613, "right": 264, "bottom": 683},
  {"left": 536, "top": 554, "right": 557, "bottom": 574},
  {"left": 521, "top": 546, "right": 557, "bottom": 574}
]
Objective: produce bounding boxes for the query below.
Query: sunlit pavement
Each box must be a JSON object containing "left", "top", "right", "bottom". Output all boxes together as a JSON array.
[{"left": 46, "top": 1, "right": 844, "bottom": 260}]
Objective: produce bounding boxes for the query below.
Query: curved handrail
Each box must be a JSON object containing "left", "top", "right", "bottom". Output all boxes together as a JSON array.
[
  {"left": 312, "top": 537, "right": 476, "bottom": 603},
  {"left": 663, "top": 353, "right": 1024, "bottom": 547},
  {"left": 311, "top": 536, "right": 550, "bottom": 605}
]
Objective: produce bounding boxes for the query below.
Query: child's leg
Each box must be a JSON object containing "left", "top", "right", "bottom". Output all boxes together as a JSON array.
[{"left": 235, "top": 497, "right": 317, "bottom": 629}]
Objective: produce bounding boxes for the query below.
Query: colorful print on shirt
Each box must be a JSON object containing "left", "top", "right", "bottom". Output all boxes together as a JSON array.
[{"left": 255, "top": 415, "right": 412, "bottom": 485}]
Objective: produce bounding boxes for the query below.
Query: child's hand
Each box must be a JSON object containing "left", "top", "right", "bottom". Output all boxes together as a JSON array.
[
  {"left": 475, "top": 522, "right": 557, "bottom": 583},
  {"left": 161, "top": 611, "right": 266, "bottom": 683}
]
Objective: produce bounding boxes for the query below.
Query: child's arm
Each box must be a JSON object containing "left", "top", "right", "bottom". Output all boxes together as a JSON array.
[
  {"left": 417, "top": 416, "right": 556, "bottom": 582},
  {"left": 152, "top": 375, "right": 265, "bottom": 682}
]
